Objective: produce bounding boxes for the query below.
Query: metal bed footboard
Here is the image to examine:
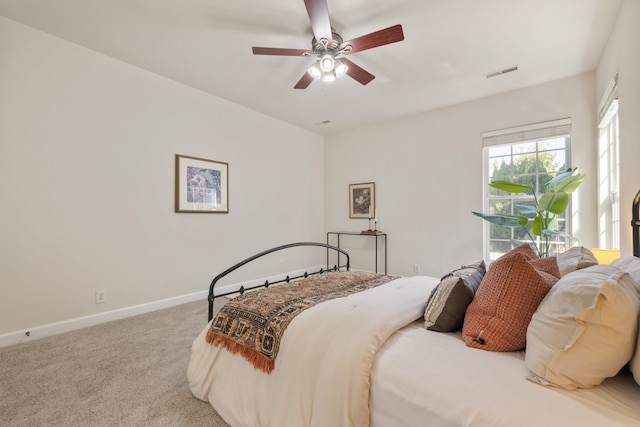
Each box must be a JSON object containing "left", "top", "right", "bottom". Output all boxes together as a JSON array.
[{"left": 208, "top": 242, "right": 350, "bottom": 321}]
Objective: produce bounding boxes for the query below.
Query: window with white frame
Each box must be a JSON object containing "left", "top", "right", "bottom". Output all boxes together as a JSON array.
[
  {"left": 597, "top": 76, "right": 620, "bottom": 250},
  {"left": 481, "top": 119, "right": 572, "bottom": 261}
]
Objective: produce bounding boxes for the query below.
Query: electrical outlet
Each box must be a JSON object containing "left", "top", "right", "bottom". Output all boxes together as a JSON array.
[
  {"left": 413, "top": 264, "right": 421, "bottom": 273},
  {"left": 95, "top": 289, "right": 107, "bottom": 304}
]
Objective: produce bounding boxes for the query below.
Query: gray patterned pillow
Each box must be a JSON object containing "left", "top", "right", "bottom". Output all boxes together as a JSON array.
[{"left": 424, "top": 261, "right": 486, "bottom": 332}]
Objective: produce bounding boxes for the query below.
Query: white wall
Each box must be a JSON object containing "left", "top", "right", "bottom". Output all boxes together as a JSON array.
[
  {"left": 596, "top": 0, "right": 640, "bottom": 256},
  {"left": 3, "top": 1, "right": 636, "bottom": 342},
  {"left": 0, "top": 17, "right": 325, "bottom": 336},
  {"left": 325, "top": 73, "right": 598, "bottom": 277}
]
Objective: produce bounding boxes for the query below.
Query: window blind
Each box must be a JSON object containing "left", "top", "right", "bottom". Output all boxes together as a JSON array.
[{"left": 482, "top": 118, "right": 572, "bottom": 147}]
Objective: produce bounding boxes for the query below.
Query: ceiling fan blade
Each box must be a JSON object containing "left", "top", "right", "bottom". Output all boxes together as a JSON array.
[
  {"left": 252, "top": 47, "right": 313, "bottom": 56},
  {"left": 339, "top": 24, "right": 405, "bottom": 54},
  {"left": 341, "top": 58, "right": 375, "bottom": 85},
  {"left": 304, "top": 0, "right": 332, "bottom": 43},
  {"left": 294, "top": 72, "right": 314, "bottom": 89}
]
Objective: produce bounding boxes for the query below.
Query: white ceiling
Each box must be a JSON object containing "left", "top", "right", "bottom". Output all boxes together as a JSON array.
[{"left": 0, "top": 0, "right": 622, "bottom": 135}]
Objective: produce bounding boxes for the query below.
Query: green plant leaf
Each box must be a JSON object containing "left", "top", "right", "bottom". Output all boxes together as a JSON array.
[
  {"left": 515, "top": 204, "right": 538, "bottom": 216},
  {"left": 532, "top": 215, "right": 542, "bottom": 236},
  {"left": 511, "top": 238, "right": 527, "bottom": 247},
  {"left": 546, "top": 168, "right": 586, "bottom": 194},
  {"left": 554, "top": 174, "right": 586, "bottom": 194},
  {"left": 472, "top": 211, "right": 528, "bottom": 227},
  {"left": 489, "top": 180, "right": 533, "bottom": 194},
  {"left": 545, "top": 168, "right": 576, "bottom": 188},
  {"left": 538, "top": 191, "right": 569, "bottom": 214}
]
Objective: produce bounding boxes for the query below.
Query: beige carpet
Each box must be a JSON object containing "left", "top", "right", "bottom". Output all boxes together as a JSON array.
[{"left": 0, "top": 300, "right": 230, "bottom": 426}]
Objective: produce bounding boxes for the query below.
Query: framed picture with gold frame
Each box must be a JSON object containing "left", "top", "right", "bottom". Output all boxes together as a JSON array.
[
  {"left": 349, "top": 182, "right": 375, "bottom": 218},
  {"left": 175, "top": 154, "right": 228, "bottom": 213}
]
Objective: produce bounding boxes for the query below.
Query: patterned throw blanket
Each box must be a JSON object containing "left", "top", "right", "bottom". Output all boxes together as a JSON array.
[{"left": 206, "top": 270, "right": 398, "bottom": 373}]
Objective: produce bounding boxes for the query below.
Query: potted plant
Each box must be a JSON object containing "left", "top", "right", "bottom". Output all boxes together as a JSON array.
[{"left": 473, "top": 167, "right": 586, "bottom": 258}]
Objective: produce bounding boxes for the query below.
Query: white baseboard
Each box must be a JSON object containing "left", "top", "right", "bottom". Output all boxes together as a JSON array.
[
  {"left": 0, "top": 289, "right": 209, "bottom": 348},
  {"left": 0, "top": 265, "right": 326, "bottom": 348}
]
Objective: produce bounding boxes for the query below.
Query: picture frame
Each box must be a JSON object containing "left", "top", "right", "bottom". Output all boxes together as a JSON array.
[
  {"left": 175, "top": 154, "right": 228, "bottom": 213},
  {"left": 349, "top": 182, "right": 375, "bottom": 219}
]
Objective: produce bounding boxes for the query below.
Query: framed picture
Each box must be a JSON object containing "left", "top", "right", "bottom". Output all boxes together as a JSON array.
[
  {"left": 349, "top": 182, "right": 375, "bottom": 219},
  {"left": 175, "top": 154, "right": 228, "bottom": 213}
]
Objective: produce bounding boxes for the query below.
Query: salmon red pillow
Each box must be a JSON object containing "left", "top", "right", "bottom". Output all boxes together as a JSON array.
[{"left": 462, "top": 244, "right": 560, "bottom": 352}]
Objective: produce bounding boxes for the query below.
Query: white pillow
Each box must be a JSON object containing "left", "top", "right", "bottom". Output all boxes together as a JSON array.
[
  {"left": 612, "top": 256, "right": 640, "bottom": 284},
  {"left": 525, "top": 264, "right": 640, "bottom": 390},
  {"left": 555, "top": 246, "right": 598, "bottom": 276},
  {"left": 611, "top": 256, "right": 640, "bottom": 385}
]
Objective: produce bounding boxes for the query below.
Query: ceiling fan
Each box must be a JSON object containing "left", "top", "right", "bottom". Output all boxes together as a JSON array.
[{"left": 251, "top": 0, "right": 405, "bottom": 89}]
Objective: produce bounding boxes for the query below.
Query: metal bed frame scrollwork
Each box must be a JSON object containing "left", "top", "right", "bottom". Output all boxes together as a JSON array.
[{"left": 207, "top": 242, "right": 350, "bottom": 321}]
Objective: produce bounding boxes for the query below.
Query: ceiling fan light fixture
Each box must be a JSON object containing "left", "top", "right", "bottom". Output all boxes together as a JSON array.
[
  {"left": 310, "top": 56, "right": 347, "bottom": 82},
  {"left": 308, "top": 63, "right": 322, "bottom": 79},
  {"left": 319, "top": 54, "right": 335, "bottom": 72},
  {"left": 321, "top": 72, "right": 336, "bottom": 82},
  {"left": 334, "top": 60, "right": 348, "bottom": 78}
]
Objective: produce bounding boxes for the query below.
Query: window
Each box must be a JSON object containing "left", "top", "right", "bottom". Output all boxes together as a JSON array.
[
  {"left": 481, "top": 119, "right": 572, "bottom": 261},
  {"left": 597, "top": 76, "right": 620, "bottom": 250}
]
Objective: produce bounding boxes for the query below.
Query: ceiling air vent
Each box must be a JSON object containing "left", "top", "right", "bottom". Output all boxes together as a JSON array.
[{"left": 485, "top": 65, "right": 518, "bottom": 79}]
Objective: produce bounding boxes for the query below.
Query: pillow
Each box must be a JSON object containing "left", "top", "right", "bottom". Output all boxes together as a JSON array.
[
  {"left": 628, "top": 315, "right": 640, "bottom": 387},
  {"left": 590, "top": 248, "right": 621, "bottom": 264},
  {"left": 525, "top": 264, "right": 640, "bottom": 390},
  {"left": 556, "top": 246, "right": 598, "bottom": 276},
  {"left": 611, "top": 256, "right": 640, "bottom": 385},
  {"left": 612, "top": 256, "right": 640, "bottom": 284},
  {"left": 424, "top": 261, "right": 486, "bottom": 332},
  {"left": 462, "top": 244, "right": 560, "bottom": 352}
]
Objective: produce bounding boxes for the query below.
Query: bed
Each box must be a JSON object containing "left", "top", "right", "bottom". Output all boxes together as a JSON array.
[{"left": 188, "top": 193, "right": 640, "bottom": 427}]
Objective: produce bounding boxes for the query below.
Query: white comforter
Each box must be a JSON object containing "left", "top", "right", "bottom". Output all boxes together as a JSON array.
[
  {"left": 371, "top": 322, "right": 640, "bottom": 426},
  {"left": 188, "top": 275, "right": 438, "bottom": 427}
]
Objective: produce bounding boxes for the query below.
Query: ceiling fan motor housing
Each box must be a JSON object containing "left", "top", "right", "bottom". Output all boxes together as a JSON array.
[{"left": 311, "top": 29, "right": 347, "bottom": 58}]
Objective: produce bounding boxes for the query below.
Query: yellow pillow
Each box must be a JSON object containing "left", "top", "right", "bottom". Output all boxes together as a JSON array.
[{"left": 589, "top": 248, "right": 621, "bottom": 264}]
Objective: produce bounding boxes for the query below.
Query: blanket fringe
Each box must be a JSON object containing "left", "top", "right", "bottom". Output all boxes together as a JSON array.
[{"left": 206, "top": 329, "right": 275, "bottom": 373}]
